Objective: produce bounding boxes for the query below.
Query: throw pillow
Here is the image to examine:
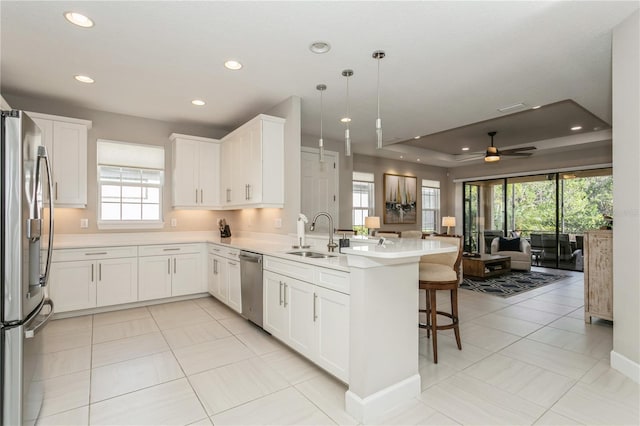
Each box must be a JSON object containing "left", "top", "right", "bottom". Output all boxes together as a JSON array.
[{"left": 498, "top": 237, "right": 521, "bottom": 252}]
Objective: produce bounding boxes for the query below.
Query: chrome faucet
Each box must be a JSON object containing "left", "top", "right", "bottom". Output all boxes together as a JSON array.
[{"left": 309, "top": 212, "right": 338, "bottom": 252}]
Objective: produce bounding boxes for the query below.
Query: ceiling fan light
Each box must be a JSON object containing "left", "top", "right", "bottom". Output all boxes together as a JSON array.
[{"left": 485, "top": 152, "right": 500, "bottom": 162}]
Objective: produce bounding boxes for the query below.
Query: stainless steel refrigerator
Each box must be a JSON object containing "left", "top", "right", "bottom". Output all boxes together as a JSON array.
[{"left": 1, "top": 110, "right": 55, "bottom": 425}]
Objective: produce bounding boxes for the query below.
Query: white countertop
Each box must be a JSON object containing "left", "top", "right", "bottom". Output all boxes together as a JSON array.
[{"left": 49, "top": 231, "right": 456, "bottom": 272}]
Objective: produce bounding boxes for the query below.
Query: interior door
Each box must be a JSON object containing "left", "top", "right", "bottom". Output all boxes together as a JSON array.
[{"left": 301, "top": 149, "right": 338, "bottom": 233}]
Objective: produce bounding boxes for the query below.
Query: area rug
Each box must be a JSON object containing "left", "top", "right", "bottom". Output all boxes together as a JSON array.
[{"left": 460, "top": 270, "right": 569, "bottom": 297}]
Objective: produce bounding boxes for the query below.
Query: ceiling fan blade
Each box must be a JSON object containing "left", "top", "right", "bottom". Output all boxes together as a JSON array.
[
  {"left": 500, "top": 146, "right": 536, "bottom": 154},
  {"left": 502, "top": 152, "right": 533, "bottom": 157}
]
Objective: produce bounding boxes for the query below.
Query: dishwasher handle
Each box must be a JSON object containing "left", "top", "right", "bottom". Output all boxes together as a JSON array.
[{"left": 239, "top": 252, "right": 262, "bottom": 263}]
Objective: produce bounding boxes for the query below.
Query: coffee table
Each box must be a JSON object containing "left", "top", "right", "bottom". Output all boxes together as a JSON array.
[{"left": 462, "top": 254, "right": 511, "bottom": 279}]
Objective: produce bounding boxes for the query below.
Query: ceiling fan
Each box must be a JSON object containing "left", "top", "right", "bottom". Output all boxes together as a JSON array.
[{"left": 484, "top": 131, "right": 536, "bottom": 162}]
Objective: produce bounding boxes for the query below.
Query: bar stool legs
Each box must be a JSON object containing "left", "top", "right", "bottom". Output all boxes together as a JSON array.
[{"left": 421, "top": 286, "right": 461, "bottom": 364}]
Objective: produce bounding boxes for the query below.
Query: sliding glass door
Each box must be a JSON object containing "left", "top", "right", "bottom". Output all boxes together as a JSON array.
[{"left": 463, "top": 168, "right": 612, "bottom": 271}]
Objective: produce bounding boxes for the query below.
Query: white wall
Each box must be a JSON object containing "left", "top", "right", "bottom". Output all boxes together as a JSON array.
[{"left": 611, "top": 10, "right": 640, "bottom": 382}]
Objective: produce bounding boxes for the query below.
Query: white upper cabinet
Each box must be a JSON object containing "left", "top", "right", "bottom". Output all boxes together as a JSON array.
[
  {"left": 29, "top": 112, "right": 91, "bottom": 208},
  {"left": 170, "top": 133, "right": 221, "bottom": 209},
  {"left": 220, "top": 114, "right": 285, "bottom": 208}
]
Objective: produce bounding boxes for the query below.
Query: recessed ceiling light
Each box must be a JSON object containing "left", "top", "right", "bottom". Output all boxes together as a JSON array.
[
  {"left": 309, "top": 41, "right": 331, "bottom": 54},
  {"left": 74, "top": 75, "right": 94, "bottom": 84},
  {"left": 340, "top": 117, "right": 351, "bottom": 123},
  {"left": 191, "top": 100, "right": 206, "bottom": 106},
  {"left": 462, "top": 147, "right": 470, "bottom": 151},
  {"left": 399, "top": 156, "right": 404, "bottom": 159},
  {"left": 224, "top": 60, "right": 242, "bottom": 70},
  {"left": 532, "top": 105, "right": 541, "bottom": 109},
  {"left": 416, "top": 158, "right": 421, "bottom": 162},
  {"left": 571, "top": 126, "right": 583, "bottom": 131},
  {"left": 414, "top": 136, "right": 421, "bottom": 139},
  {"left": 64, "top": 12, "right": 94, "bottom": 28}
]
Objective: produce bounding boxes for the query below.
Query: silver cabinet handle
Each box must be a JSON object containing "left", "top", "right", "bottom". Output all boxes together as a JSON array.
[
  {"left": 279, "top": 281, "right": 283, "bottom": 306},
  {"left": 200, "top": 189, "right": 203, "bottom": 203},
  {"left": 283, "top": 283, "right": 288, "bottom": 307},
  {"left": 99, "top": 263, "right": 102, "bottom": 281},
  {"left": 174, "top": 258, "right": 177, "bottom": 274},
  {"left": 247, "top": 184, "right": 251, "bottom": 200},
  {"left": 195, "top": 189, "right": 198, "bottom": 203},
  {"left": 163, "top": 248, "right": 180, "bottom": 251},
  {"left": 214, "top": 259, "right": 218, "bottom": 274},
  {"left": 91, "top": 263, "right": 94, "bottom": 282},
  {"left": 226, "top": 188, "right": 231, "bottom": 202},
  {"left": 85, "top": 252, "right": 107, "bottom": 256},
  {"left": 313, "top": 293, "right": 318, "bottom": 322},
  {"left": 168, "top": 258, "right": 171, "bottom": 274},
  {"left": 55, "top": 182, "right": 58, "bottom": 201}
]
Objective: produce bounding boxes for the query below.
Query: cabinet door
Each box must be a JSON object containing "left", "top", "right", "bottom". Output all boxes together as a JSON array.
[
  {"left": 97, "top": 257, "right": 138, "bottom": 307},
  {"left": 172, "top": 139, "right": 199, "bottom": 207},
  {"left": 227, "top": 259, "right": 242, "bottom": 313},
  {"left": 231, "top": 130, "right": 247, "bottom": 204},
  {"left": 314, "top": 287, "right": 350, "bottom": 382},
  {"left": 244, "top": 120, "right": 262, "bottom": 203},
  {"left": 138, "top": 255, "right": 172, "bottom": 301},
  {"left": 220, "top": 138, "right": 234, "bottom": 206},
  {"left": 198, "top": 142, "right": 220, "bottom": 207},
  {"left": 263, "top": 271, "right": 287, "bottom": 340},
  {"left": 49, "top": 260, "right": 96, "bottom": 312},
  {"left": 286, "top": 278, "right": 316, "bottom": 357},
  {"left": 172, "top": 253, "right": 203, "bottom": 296},
  {"left": 52, "top": 121, "right": 87, "bottom": 206}
]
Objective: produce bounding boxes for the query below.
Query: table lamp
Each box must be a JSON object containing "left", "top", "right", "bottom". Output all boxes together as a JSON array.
[
  {"left": 442, "top": 216, "right": 456, "bottom": 235},
  {"left": 364, "top": 216, "right": 380, "bottom": 236}
]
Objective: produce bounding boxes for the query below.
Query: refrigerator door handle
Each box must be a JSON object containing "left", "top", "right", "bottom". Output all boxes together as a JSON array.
[
  {"left": 38, "top": 146, "right": 55, "bottom": 288},
  {"left": 24, "top": 298, "right": 54, "bottom": 339}
]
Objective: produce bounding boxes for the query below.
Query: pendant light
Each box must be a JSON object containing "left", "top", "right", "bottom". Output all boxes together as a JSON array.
[
  {"left": 317, "top": 84, "right": 327, "bottom": 163},
  {"left": 342, "top": 69, "right": 353, "bottom": 157},
  {"left": 372, "top": 50, "right": 385, "bottom": 149}
]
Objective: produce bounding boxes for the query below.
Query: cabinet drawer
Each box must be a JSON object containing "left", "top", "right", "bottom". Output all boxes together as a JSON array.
[
  {"left": 52, "top": 246, "right": 137, "bottom": 262},
  {"left": 138, "top": 243, "right": 201, "bottom": 257},
  {"left": 264, "top": 256, "right": 314, "bottom": 282},
  {"left": 314, "top": 268, "right": 350, "bottom": 295},
  {"left": 208, "top": 244, "right": 239, "bottom": 261}
]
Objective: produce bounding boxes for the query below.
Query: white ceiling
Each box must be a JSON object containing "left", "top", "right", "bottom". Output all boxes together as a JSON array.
[{"left": 1, "top": 1, "right": 637, "bottom": 167}]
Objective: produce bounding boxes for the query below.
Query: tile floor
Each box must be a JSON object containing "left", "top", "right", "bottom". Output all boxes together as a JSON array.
[{"left": 35, "top": 268, "right": 639, "bottom": 425}]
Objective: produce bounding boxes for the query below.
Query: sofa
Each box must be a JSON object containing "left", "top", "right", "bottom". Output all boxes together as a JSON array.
[{"left": 490, "top": 237, "right": 532, "bottom": 271}]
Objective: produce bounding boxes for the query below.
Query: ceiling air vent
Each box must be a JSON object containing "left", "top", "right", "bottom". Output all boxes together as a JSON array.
[{"left": 497, "top": 102, "right": 527, "bottom": 113}]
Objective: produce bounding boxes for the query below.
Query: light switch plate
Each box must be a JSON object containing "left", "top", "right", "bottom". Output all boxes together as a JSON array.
[
  {"left": 170, "top": 218, "right": 177, "bottom": 227},
  {"left": 274, "top": 218, "right": 282, "bottom": 228},
  {"left": 80, "top": 218, "right": 89, "bottom": 228}
]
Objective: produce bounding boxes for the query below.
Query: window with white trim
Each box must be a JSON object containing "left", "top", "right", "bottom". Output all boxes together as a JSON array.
[
  {"left": 421, "top": 179, "right": 440, "bottom": 232},
  {"left": 97, "top": 140, "right": 164, "bottom": 229},
  {"left": 353, "top": 171, "right": 375, "bottom": 227}
]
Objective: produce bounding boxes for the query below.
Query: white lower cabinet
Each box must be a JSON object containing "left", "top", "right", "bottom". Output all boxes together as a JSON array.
[
  {"left": 263, "top": 257, "right": 349, "bottom": 382},
  {"left": 207, "top": 244, "right": 241, "bottom": 313},
  {"left": 138, "top": 245, "right": 204, "bottom": 300},
  {"left": 49, "top": 247, "right": 138, "bottom": 313}
]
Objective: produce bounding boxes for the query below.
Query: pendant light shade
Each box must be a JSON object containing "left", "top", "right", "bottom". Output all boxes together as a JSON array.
[
  {"left": 317, "top": 84, "right": 327, "bottom": 163},
  {"left": 342, "top": 69, "right": 353, "bottom": 157},
  {"left": 372, "top": 50, "right": 385, "bottom": 149}
]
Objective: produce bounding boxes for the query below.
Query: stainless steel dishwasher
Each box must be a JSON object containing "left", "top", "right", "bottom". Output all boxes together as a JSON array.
[{"left": 239, "top": 251, "right": 263, "bottom": 327}]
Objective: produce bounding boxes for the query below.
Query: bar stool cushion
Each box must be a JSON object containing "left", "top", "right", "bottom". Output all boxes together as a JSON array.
[{"left": 419, "top": 262, "right": 457, "bottom": 282}]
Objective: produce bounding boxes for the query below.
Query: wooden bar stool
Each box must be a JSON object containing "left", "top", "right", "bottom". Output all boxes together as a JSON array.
[{"left": 419, "top": 235, "right": 463, "bottom": 363}]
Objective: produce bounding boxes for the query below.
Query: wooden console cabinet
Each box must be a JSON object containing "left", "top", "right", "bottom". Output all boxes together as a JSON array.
[{"left": 584, "top": 230, "right": 613, "bottom": 323}]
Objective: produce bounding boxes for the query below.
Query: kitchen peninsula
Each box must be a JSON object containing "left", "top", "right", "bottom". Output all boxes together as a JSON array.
[{"left": 47, "top": 231, "right": 456, "bottom": 423}]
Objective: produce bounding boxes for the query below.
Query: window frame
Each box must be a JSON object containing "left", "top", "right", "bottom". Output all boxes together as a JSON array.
[
  {"left": 352, "top": 172, "right": 375, "bottom": 228},
  {"left": 421, "top": 179, "right": 440, "bottom": 233},
  {"left": 96, "top": 140, "right": 165, "bottom": 230}
]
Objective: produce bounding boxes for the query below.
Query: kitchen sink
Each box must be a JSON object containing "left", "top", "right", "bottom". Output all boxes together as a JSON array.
[{"left": 287, "top": 250, "right": 337, "bottom": 259}]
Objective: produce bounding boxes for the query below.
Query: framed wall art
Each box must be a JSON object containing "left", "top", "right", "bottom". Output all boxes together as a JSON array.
[{"left": 383, "top": 173, "right": 417, "bottom": 224}]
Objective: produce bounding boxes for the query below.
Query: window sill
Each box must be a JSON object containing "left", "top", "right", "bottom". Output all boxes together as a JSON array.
[{"left": 97, "top": 220, "right": 165, "bottom": 230}]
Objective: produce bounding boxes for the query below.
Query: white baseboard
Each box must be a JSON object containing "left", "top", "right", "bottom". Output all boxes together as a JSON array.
[
  {"left": 611, "top": 350, "right": 640, "bottom": 384},
  {"left": 345, "top": 374, "right": 421, "bottom": 424}
]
